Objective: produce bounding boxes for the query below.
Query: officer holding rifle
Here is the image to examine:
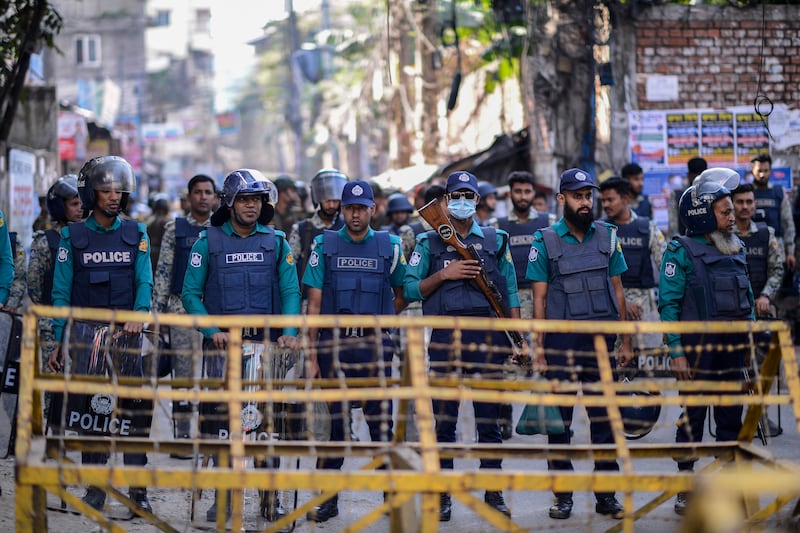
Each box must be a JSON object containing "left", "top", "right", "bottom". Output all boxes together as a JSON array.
[{"left": 403, "top": 170, "right": 521, "bottom": 521}]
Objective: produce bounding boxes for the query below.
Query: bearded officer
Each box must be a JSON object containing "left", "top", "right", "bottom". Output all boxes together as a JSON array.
[
  {"left": 48, "top": 156, "right": 154, "bottom": 515},
  {"left": 152, "top": 174, "right": 216, "bottom": 449},
  {"left": 527, "top": 168, "right": 632, "bottom": 521},
  {"left": 659, "top": 168, "right": 754, "bottom": 516},
  {"left": 303, "top": 179, "right": 407, "bottom": 522},
  {"left": 181, "top": 169, "right": 300, "bottom": 523}
]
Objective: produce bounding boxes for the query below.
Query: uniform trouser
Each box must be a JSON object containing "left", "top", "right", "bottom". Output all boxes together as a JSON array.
[
  {"left": 675, "top": 332, "right": 745, "bottom": 472},
  {"left": 317, "top": 330, "right": 395, "bottom": 470},
  {"left": 545, "top": 332, "right": 619, "bottom": 499},
  {"left": 67, "top": 322, "right": 149, "bottom": 467},
  {"left": 429, "top": 327, "right": 508, "bottom": 470},
  {"left": 170, "top": 323, "right": 204, "bottom": 438}
]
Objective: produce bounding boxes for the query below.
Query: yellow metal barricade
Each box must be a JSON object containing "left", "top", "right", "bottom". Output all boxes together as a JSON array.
[{"left": 13, "top": 305, "right": 800, "bottom": 532}]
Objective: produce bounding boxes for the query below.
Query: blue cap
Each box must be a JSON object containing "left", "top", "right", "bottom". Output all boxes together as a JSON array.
[
  {"left": 478, "top": 181, "right": 497, "bottom": 197},
  {"left": 446, "top": 171, "right": 479, "bottom": 194},
  {"left": 559, "top": 168, "right": 598, "bottom": 192},
  {"left": 341, "top": 179, "right": 374, "bottom": 206}
]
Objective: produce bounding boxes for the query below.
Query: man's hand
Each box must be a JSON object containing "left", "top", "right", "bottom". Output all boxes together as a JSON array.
[
  {"left": 787, "top": 255, "right": 796, "bottom": 272},
  {"left": 617, "top": 339, "right": 633, "bottom": 368},
  {"left": 277, "top": 335, "right": 298, "bottom": 350},
  {"left": 625, "top": 300, "right": 643, "bottom": 321},
  {"left": 122, "top": 321, "right": 144, "bottom": 335},
  {"left": 755, "top": 295, "right": 773, "bottom": 317},
  {"left": 671, "top": 355, "right": 692, "bottom": 381},
  {"left": 47, "top": 347, "right": 63, "bottom": 373},
  {"left": 441, "top": 259, "right": 482, "bottom": 281},
  {"left": 211, "top": 331, "right": 230, "bottom": 350},
  {"left": 533, "top": 345, "right": 547, "bottom": 375}
]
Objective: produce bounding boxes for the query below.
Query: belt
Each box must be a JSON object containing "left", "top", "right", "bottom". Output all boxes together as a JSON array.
[{"left": 342, "top": 327, "right": 379, "bottom": 338}]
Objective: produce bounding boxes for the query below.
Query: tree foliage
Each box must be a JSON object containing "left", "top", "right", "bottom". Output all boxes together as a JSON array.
[{"left": 0, "top": 0, "right": 63, "bottom": 142}]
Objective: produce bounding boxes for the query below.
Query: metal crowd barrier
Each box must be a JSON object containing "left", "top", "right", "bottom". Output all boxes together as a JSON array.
[{"left": 12, "top": 305, "right": 800, "bottom": 533}]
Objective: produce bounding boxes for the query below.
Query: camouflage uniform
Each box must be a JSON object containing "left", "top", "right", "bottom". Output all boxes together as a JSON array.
[
  {"left": 6, "top": 234, "right": 26, "bottom": 310},
  {"left": 152, "top": 214, "right": 210, "bottom": 438},
  {"left": 734, "top": 220, "right": 784, "bottom": 303},
  {"left": 28, "top": 229, "right": 60, "bottom": 354},
  {"left": 620, "top": 211, "right": 667, "bottom": 352}
]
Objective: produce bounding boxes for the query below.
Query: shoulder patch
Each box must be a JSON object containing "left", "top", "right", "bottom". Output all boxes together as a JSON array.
[
  {"left": 190, "top": 252, "right": 202, "bottom": 268},
  {"left": 139, "top": 239, "right": 148, "bottom": 252},
  {"left": 57, "top": 247, "right": 69, "bottom": 263},
  {"left": 285, "top": 252, "right": 294, "bottom": 265},
  {"left": 308, "top": 250, "right": 319, "bottom": 268},
  {"left": 666, "top": 240, "right": 682, "bottom": 252},
  {"left": 664, "top": 262, "right": 677, "bottom": 278},
  {"left": 528, "top": 246, "right": 539, "bottom": 262},
  {"left": 409, "top": 251, "right": 421, "bottom": 266},
  {"left": 0, "top": 216, "right": 4, "bottom": 228}
]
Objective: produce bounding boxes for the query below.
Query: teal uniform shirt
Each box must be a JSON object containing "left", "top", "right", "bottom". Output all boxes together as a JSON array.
[
  {"left": 658, "top": 235, "right": 755, "bottom": 354},
  {"left": 181, "top": 221, "right": 301, "bottom": 338},
  {"left": 0, "top": 209, "right": 13, "bottom": 305},
  {"left": 525, "top": 218, "right": 628, "bottom": 283},
  {"left": 402, "top": 220, "right": 520, "bottom": 308},
  {"left": 52, "top": 214, "right": 153, "bottom": 342},
  {"left": 302, "top": 227, "right": 407, "bottom": 290}
]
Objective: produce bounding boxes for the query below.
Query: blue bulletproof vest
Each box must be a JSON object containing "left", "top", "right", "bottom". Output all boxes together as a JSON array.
[
  {"left": 170, "top": 217, "right": 204, "bottom": 295},
  {"left": 497, "top": 213, "right": 549, "bottom": 289},
  {"left": 677, "top": 235, "right": 751, "bottom": 321},
  {"left": 70, "top": 220, "right": 138, "bottom": 310},
  {"left": 612, "top": 216, "right": 655, "bottom": 289},
  {"left": 422, "top": 227, "right": 509, "bottom": 317},
  {"left": 739, "top": 222, "right": 770, "bottom": 298},
  {"left": 321, "top": 230, "right": 394, "bottom": 315},
  {"left": 408, "top": 222, "right": 426, "bottom": 236},
  {"left": 753, "top": 186, "right": 784, "bottom": 237},
  {"left": 41, "top": 229, "right": 61, "bottom": 305},
  {"left": 541, "top": 223, "right": 619, "bottom": 320},
  {"left": 203, "top": 226, "right": 282, "bottom": 320},
  {"left": 633, "top": 195, "right": 652, "bottom": 218}
]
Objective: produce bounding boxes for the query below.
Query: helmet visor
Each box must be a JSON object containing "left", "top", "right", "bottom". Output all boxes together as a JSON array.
[{"left": 312, "top": 172, "right": 347, "bottom": 203}]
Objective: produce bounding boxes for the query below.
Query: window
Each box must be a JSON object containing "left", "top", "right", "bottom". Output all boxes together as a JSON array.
[
  {"left": 154, "top": 10, "right": 171, "bottom": 27},
  {"left": 75, "top": 35, "right": 101, "bottom": 67},
  {"left": 194, "top": 8, "right": 211, "bottom": 33}
]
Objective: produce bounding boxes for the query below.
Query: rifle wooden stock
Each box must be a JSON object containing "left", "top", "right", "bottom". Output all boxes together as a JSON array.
[{"left": 418, "top": 198, "right": 526, "bottom": 354}]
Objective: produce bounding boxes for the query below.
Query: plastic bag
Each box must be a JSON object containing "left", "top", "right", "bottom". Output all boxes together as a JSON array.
[{"left": 515, "top": 398, "right": 565, "bottom": 436}]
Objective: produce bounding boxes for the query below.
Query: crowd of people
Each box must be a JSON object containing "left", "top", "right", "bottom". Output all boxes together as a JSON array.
[{"left": 0, "top": 152, "right": 789, "bottom": 523}]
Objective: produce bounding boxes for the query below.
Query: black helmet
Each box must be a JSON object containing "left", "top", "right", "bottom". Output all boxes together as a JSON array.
[
  {"left": 618, "top": 377, "right": 661, "bottom": 440},
  {"left": 212, "top": 168, "right": 276, "bottom": 226},
  {"left": 77, "top": 156, "right": 135, "bottom": 213},
  {"left": 310, "top": 168, "right": 347, "bottom": 206},
  {"left": 679, "top": 168, "right": 739, "bottom": 236},
  {"left": 386, "top": 193, "right": 414, "bottom": 214},
  {"left": 46, "top": 174, "right": 79, "bottom": 223}
]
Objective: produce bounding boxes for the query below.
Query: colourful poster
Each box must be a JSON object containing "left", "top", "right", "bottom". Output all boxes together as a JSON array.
[
  {"left": 628, "top": 111, "right": 666, "bottom": 166},
  {"left": 734, "top": 112, "right": 769, "bottom": 163},
  {"left": 665, "top": 112, "right": 700, "bottom": 166},
  {"left": 700, "top": 112, "right": 734, "bottom": 164}
]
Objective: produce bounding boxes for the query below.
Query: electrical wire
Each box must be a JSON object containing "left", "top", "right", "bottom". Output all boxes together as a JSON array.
[{"left": 753, "top": 0, "right": 774, "bottom": 141}]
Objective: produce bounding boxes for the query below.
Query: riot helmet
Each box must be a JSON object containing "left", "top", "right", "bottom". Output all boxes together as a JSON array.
[
  {"left": 46, "top": 174, "right": 79, "bottom": 223},
  {"left": 77, "top": 156, "right": 135, "bottom": 215},
  {"left": 679, "top": 168, "right": 740, "bottom": 235},
  {"left": 386, "top": 193, "right": 414, "bottom": 214},
  {"left": 212, "top": 168, "right": 276, "bottom": 226},
  {"left": 618, "top": 377, "right": 662, "bottom": 440},
  {"left": 310, "top": 168, "right": 348, "bottom": 207}
]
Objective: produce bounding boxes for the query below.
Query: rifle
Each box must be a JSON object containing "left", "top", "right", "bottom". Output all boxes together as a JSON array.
[{"left": 418, "top": 198, "right": 526, "bottom": 360}]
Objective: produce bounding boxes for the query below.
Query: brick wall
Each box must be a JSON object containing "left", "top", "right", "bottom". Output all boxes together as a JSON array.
[{"left": 631, "top": 5, "right": 800, "bottom": 110}]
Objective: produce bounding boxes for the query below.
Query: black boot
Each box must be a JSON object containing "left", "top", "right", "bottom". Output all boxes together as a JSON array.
[
  {"left": 261, "top": 491, "right": 287, "bottom": 522},
  {"left": 206, "top": 490, "right": 232, "bottom": 522},
  {"left": 499, "top": 404, "right": 514, "bottom": 440},
  {"left": 128, "top": 487, "right": 153, "bottom": 517},
  {"left": 307, "top": 494, "right": 339, "bottom": 523},
  {"left": 82, "top": 486, "right": 107, "bottom": 511},
  {"left": 439, "top": 493, "right": 452, "bottom": 522},
  {"left": 485, "top": 491, "right": 510, "bottom": 517}
]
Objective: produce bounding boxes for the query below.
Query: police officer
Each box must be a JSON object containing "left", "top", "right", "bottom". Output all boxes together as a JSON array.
[
  {"left": 0, "top": 209, "right": 13, "bottom": 310},
  {"left": 476, "top": 181, "right": 498, "bottom": 226},
  {"left": 493, "top": 170, "right": 551, "bottom": 438},
  {"left": 152, "top": 174, "right": 216, "bottom": 448},
  {"left": 750, "top": 154, "right": 795, "bottom": 271},
  {"left": 4, "top": 229, "right": 26, "bottom": 312},
  {"left": 303, "top": 180, "right": 407, "bottom": 522},
  {"left": 47, "top": 156, "right": 154, "bottom": 514},
  {"left": 287, "top": 169, "right": 346, "bottom": 303},
  {"left": 28, "top": 176, "right": 83, "bottom": 380},
  {"left": 404, "top": 171, "right": 519, "bottom": 521},
  {"left": 271, "top": 175, "right": 301, "bottom": 234},
  {"left": 527, "top": 168, "right": 632, "bottom": 521},
  {"left": 382, "top": 192, "right": 422, "bottom": 260},
  {"left": 659, "top": 168, "right": 753, "bottom": 516},
  {"left": 669, "top": 157, "right": 708, "bottom": 238},
  {"left": 181, "top": 169, "right": 300, "bottom": 523},
  {"left": 599, "top": 177, "right": 666, "bottom": 355},
  {"left": 621, "top": 163, "right": 652, "bottom": 218},
  {"left": 731, "top": 182, "right": 783, "bottom": 437}
]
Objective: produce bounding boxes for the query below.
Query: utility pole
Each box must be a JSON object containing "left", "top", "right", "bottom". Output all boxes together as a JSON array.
[
  {"left": 420, "top": 0, "right": 439, "bottom": 162},
  {"left": 285, "top": 0, "right": 305, "bottom": 178}
]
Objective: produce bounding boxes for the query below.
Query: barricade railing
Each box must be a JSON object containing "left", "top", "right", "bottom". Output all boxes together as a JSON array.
[{"left": 13, "top": 305, "right": 800, "bottom": 533}]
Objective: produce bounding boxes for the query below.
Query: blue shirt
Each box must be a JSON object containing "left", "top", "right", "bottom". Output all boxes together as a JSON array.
[
  {"left": 525, "top": 218, "right": 627, "bottom": 283},
  {"left": 402, "top": 220, "right": 520, "bottom": 308},
  {"left": 52, "top": 214, "right": 153, "bottom": 342},
  {"left": 0, "top": 209, "right": 13, "bottom": 305},
  {"left": 658, "top": 235, "right": 755, "bottom": 351},
  {"left": 302, "top": 227, "right": 407, "bottom": 290},
  {"left": 181, "top": 221, "right": 301, "bottom": 338}
]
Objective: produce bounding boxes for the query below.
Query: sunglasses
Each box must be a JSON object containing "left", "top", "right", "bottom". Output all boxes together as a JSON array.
[{"left": 448, "top": 191, "right": 476, "bottom": 200}]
